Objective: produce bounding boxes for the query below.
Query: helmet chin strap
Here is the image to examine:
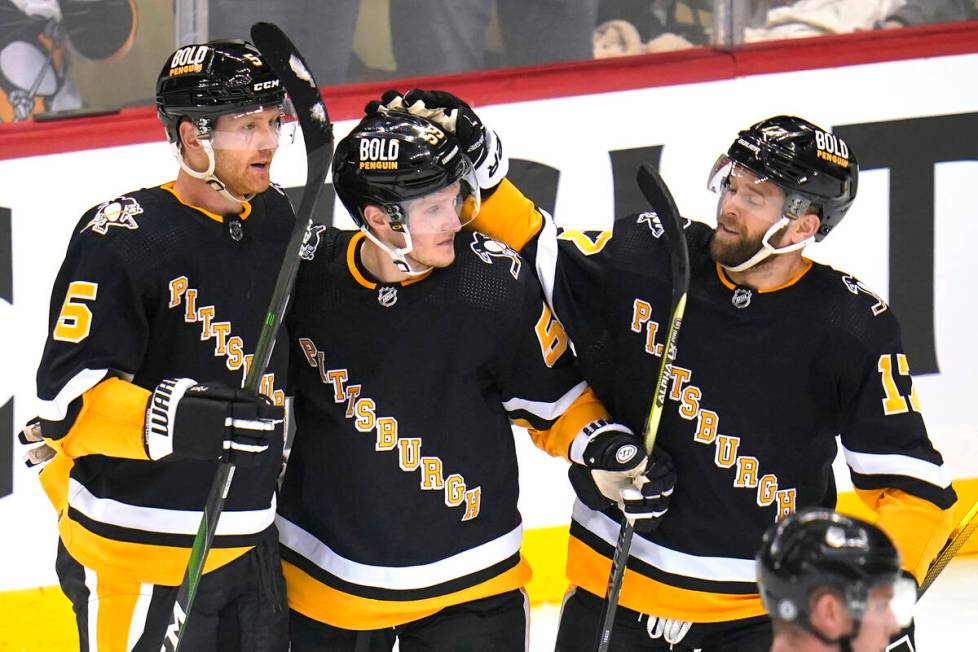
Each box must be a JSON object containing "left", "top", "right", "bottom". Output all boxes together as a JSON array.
[
  {"left": 721, "top": 216, "right": 814, "bottom": 273},
  {"left": 360, "top": 226, "right": 432, "bottom": 277},
  {"left": 169, "top": 140, "right": 255, "bottom": 205}
]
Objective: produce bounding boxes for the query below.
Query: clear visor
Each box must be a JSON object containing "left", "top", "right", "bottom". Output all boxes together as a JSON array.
[
  {"left": 707, "top": 154, "right": 812, "bottom": 219},
  {"left": 206, "top": 98, "right": 298, "bottom": 151},
  {"left": 399, "top": 161, "right": 481, "bottom": 235},
  {"left": 861, "top": 576, "right": 917, "bottom": 630}
]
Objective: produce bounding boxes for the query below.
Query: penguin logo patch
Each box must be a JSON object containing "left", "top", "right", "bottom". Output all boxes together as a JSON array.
[
  {"left": 300, "top": 224, "right": 328, "bottom": 260},
  {"left": 82, "top": 196, "right": 143, "bottom": 235},
  {"left": 470, "top": 232, "right": 522, "bottom": 280},
  {"left": 842, "top": 275, "right": 888, "bottom": 316}
]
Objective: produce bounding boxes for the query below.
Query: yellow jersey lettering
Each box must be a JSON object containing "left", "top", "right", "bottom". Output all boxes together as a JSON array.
[
  {"left": 420, "top": 457, "right": 444, "bottom": 490},
  {"left": 445, "top": 473, "right": 466, "bottom": 507},
  {"left": 375, "top": 417, "right": 398, "bottom": 451},
  {"left": 354, "top": 397, "right": 375, "bottom": 432},
  {"left": 461, "top": 487, "right": 482, "bottom": 521},
  {"left": 693, "top": 410, "right": 718, "bottom": 444}
]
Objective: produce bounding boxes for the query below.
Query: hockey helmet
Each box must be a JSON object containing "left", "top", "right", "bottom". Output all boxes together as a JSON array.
[
  {"left": 757, "top": 508, "right": 914, "bottom": 642},
  {"left": 710, "top": 116, "right": 858, "bottom": 241},
  {"left": 156, "top": 40, "right": 288, "bottom": 146},
  {"left": 333, "top": 111, "right": 480, "bottom": 234}
]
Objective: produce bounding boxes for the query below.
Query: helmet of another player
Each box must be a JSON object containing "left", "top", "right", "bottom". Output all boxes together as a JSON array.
[
  {"left": 332, "top": 111, "right": 480, "bottom": 274},
  {"left": 757, "top": 508, "right": 915, "bottom": 648},
  {"left": 156, "top": 40, "right": 295, "bottom": 202},
  {"left": 707, "top": 115, "right": 858, "bottom": 271}
]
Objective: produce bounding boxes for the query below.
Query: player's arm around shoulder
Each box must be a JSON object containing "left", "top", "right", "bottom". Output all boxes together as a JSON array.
[{"left": 828, "top": 269, "right": 957, "bottom": 585}]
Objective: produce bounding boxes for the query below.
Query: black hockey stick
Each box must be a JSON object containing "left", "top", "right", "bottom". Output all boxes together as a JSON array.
[
  {"left": 594, "top": 164, "right": 690, "bottom": 652},
  {"left": 160, "top": 23, "right": 333, "bottom": 652},
  {"left": 918, "top": 498, "right": 978, "bottom": 597}
]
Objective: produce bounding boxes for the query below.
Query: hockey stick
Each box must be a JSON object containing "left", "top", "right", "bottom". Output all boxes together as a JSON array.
[
  {"left": 918, "top": 499, "right": 978, "bottom": 597},
  {"left": 160, "top": 23, "right": 333, "bottom": 652},
  {"left": 594, "top": 164, "right": 690, "bottom": 652}
]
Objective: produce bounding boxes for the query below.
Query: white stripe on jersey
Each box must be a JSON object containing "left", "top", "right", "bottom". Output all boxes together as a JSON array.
[
  {"left": 84, "top": 566, "right": 99, "bottom": 652},
  {"left": 277, "top": 516, "right": 523, "bottom": 591},
  {"left": 126, "top": 583, "right": 153, "bottom": 650},
  {"left": 842, "top": 445, "right": 951, "bottom": 488},
  {"left": 501, "top": 380, "right": 588, "bottom": 422},
  {"left": 68, "top": 478, "right": 276, "bottom": 536},
  {"left": 535, "top": 209, "right": 560, "bottom": 309},
  {"left": 572, "top": 500, "right": 757, "bottom": 583},
  {"left": 36, "top": 367, "right": 109, "bottom": 421}
]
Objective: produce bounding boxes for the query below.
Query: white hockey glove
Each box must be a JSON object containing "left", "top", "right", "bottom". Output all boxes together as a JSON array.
[
  {"left": 569, "top": 425, "right": 676, "bottom": 534},
  {"left": 144, "top": 378, "right": 283, "bottom": 468},
  {"left": 365, "top": 89, "right": 508, "bottom": 194}
]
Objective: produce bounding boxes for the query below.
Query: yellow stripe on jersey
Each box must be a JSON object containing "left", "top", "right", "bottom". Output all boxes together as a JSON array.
[
  {"left": 57, "top": 513, "right": 251, "bottom": 586},
  {"left": 44, "top": 377, "right": 150, "bottom": 461},
  {"left": 565, "top": 535, "right": 767, "bottom": 623},
  {"left": 160, "top": 181, "right": 253, "bottom": 223},
  {"left": 856, "top": 487, "right": 955, "bottom": 584},
  {"left": 87, "top": 570, "right": 147, "bottom": 652},
  {"left": 282, "top": 555, "right": 532, "bottom": 630},
  {"left": 527, "top": 387, "right": 610, "bottom": 460},
  {"left": 468, "top": 179, "right": 543, "bottom": 252}
]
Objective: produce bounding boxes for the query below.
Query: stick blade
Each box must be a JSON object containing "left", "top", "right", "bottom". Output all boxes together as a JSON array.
[{"left": 250, "top": 22, "right": 333, "bottom": 155}]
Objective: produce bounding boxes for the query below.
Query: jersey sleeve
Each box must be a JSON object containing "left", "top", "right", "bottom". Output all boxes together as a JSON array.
[
  {"left": 837, "top": 302, "right": 957, "bottom": 582},
  {"left": 34, "top": 216, "right": 154, "bottom": 461},
  {"left": 491, "top": 256, "right": 613, "bottom": 461},
  {"left": 470, "top": 177, "right": 613, "bottom": 350}
]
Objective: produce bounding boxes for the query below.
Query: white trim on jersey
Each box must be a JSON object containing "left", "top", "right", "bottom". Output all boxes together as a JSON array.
[
  {"left": 502, "top": 380, "right": 588, "bottom": 422},
  {"left": 126, "top": 583, "right": 153, "bottom": 650},
  {"left": 67, "top": 478, "right": 276, "bottom": 536},
  {"left": 277, "top": 516, "right": 523, "bottom": 591},
  {"left": 842, "top": 445, "right": 951, "bottom": 488},
  {"left": 572, "top": 500, "right": 757, "bottom": 583},
  {"left": 84, "top": 566, "right": 99, "bottom": 652},
  {"left": 535, "top": 209, "right": 560, "bottom": 309},
  {"left": 36, "top": 367, "right": 109, "bottom": 421}
]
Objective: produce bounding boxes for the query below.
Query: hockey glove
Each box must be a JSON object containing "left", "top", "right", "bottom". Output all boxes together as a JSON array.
[
  {"left": 144, "top": 378, "right": 283, "bottom": 468},
  {"left": 622, "top": 446, "right": 676, "bottom": 534},
  {"left": 19, "top": 417, "right": 56, "bottom": 468},
  {"left": 365, "top": 88, "right": 508, "bottom": 194},
  {"left": 569, "top": 424, "right": 648, "bottom": 512}
]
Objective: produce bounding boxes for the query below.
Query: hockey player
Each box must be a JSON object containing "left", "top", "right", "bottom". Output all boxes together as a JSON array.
[
  {"left": 277, "top": 110, "right": 675, "bottom": 650},
  {"left": 373, "top": 91, "right": 956, "bottom": 651},
  {"left": 22, "top": 40, "right": 295, "bottom": 650},
  {"left": 757, "top": 508, "right": 916, "bottom": 652}
]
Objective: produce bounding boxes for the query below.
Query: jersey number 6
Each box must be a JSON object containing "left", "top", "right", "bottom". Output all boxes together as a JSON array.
[{"left": 53, "top": 281, "right": 98, "bottom": 343}]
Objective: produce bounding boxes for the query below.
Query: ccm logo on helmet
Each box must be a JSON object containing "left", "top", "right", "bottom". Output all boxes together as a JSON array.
[
  {"left": 254, "top": 80, "right": 280, "bottom": 91},
  {"left": 814, "top": 130, "right": 850, "bottom": 168},
  {"left": 359, "top": 138, "right": 399, "bottom": 170}
]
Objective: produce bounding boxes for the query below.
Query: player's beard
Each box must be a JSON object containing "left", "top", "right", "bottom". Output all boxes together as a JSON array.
[{"left": 709, "top": 228, "right": 766, "bottom": 268}]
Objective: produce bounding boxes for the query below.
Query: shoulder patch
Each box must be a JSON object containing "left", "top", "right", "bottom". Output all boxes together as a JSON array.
[
  {"left": 558, "top": 229, "right": 611, "bottom": 256},
  {"left": 300, "top": 223, "right": 328, "bottom": 260},
  {"left": 469, "top": 231, "right": 522, "bottom": 280},
  {"left": 841, "top": 274, "right": 888, "bottom": 316},
  {"left": 636, "top": 210, "right": 691, "bottom": 238},
  {"left": 81, "top": 196, "right": 143, "bottom": 235}
]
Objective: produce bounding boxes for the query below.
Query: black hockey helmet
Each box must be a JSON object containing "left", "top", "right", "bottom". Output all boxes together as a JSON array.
[
  {"left": 332, "top": 111, "right": 479, "bottom": 232},
  {"left": 156, "top": 40, "right": 286, "bottom": 145},
  {"left": 714, "top": 115, "right": 858, "bottom": 241},
  {"left": 757, "top": 508, "right": 914, "bottom": 639}
]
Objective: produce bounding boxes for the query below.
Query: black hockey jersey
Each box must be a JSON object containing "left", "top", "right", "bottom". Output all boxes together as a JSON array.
[
  {"left": 470, "top": 180, "right": 957, "bottom": 623},
  {"left": 278, "top": 228, "right": 612, "bottom": 630},
  {"left": 34, "top": 182, "right": 292, "bottom": 585}
]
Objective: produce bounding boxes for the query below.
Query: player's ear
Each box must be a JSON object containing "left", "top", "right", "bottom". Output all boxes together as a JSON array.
[
  {"left": 809, "top": 589, "right": 850, "bottom": 638},
  {"left": 362, "top": 205, "right": 388, "bottom": 232},
  {"left": 791, "top": 211, "right": 821, "bottom": 244},
  {"left": 178, "top": 119, "right": 203, "bottom": 152}
]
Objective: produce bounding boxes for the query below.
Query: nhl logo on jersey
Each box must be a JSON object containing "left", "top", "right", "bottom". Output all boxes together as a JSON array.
[
  {"left": 227, "top": 218, "right": 244, "bottom": 242},
  {"left": 470, "top": 232, "right": 522, "bottom": 280},
  {"left": 732, "top": 287, "right": 752, "bottom": 309},
  {"left": 378, "top": 285, "right": 398, "bottom": 307},
  {"left": 83, "top": 196, "right": 143, "bottom": 235}
]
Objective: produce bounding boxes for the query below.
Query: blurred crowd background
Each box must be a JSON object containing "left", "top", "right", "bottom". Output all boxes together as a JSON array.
[{"left": 1, "top": 0, "right": 975, "bottom": 124}]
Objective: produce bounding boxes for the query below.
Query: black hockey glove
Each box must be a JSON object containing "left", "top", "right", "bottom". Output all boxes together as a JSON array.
[
  {"left": 621, "top": 446, "right": 676, "bottom": 534},
  {"left": 569, "top": 425, "right": 648, "bottom": 512},
  {"left": 364, "top": 88, "right": 508, "bottom": 194},
  {"left": 144, "top": 378, "right": 283, "bottom": 468}
]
